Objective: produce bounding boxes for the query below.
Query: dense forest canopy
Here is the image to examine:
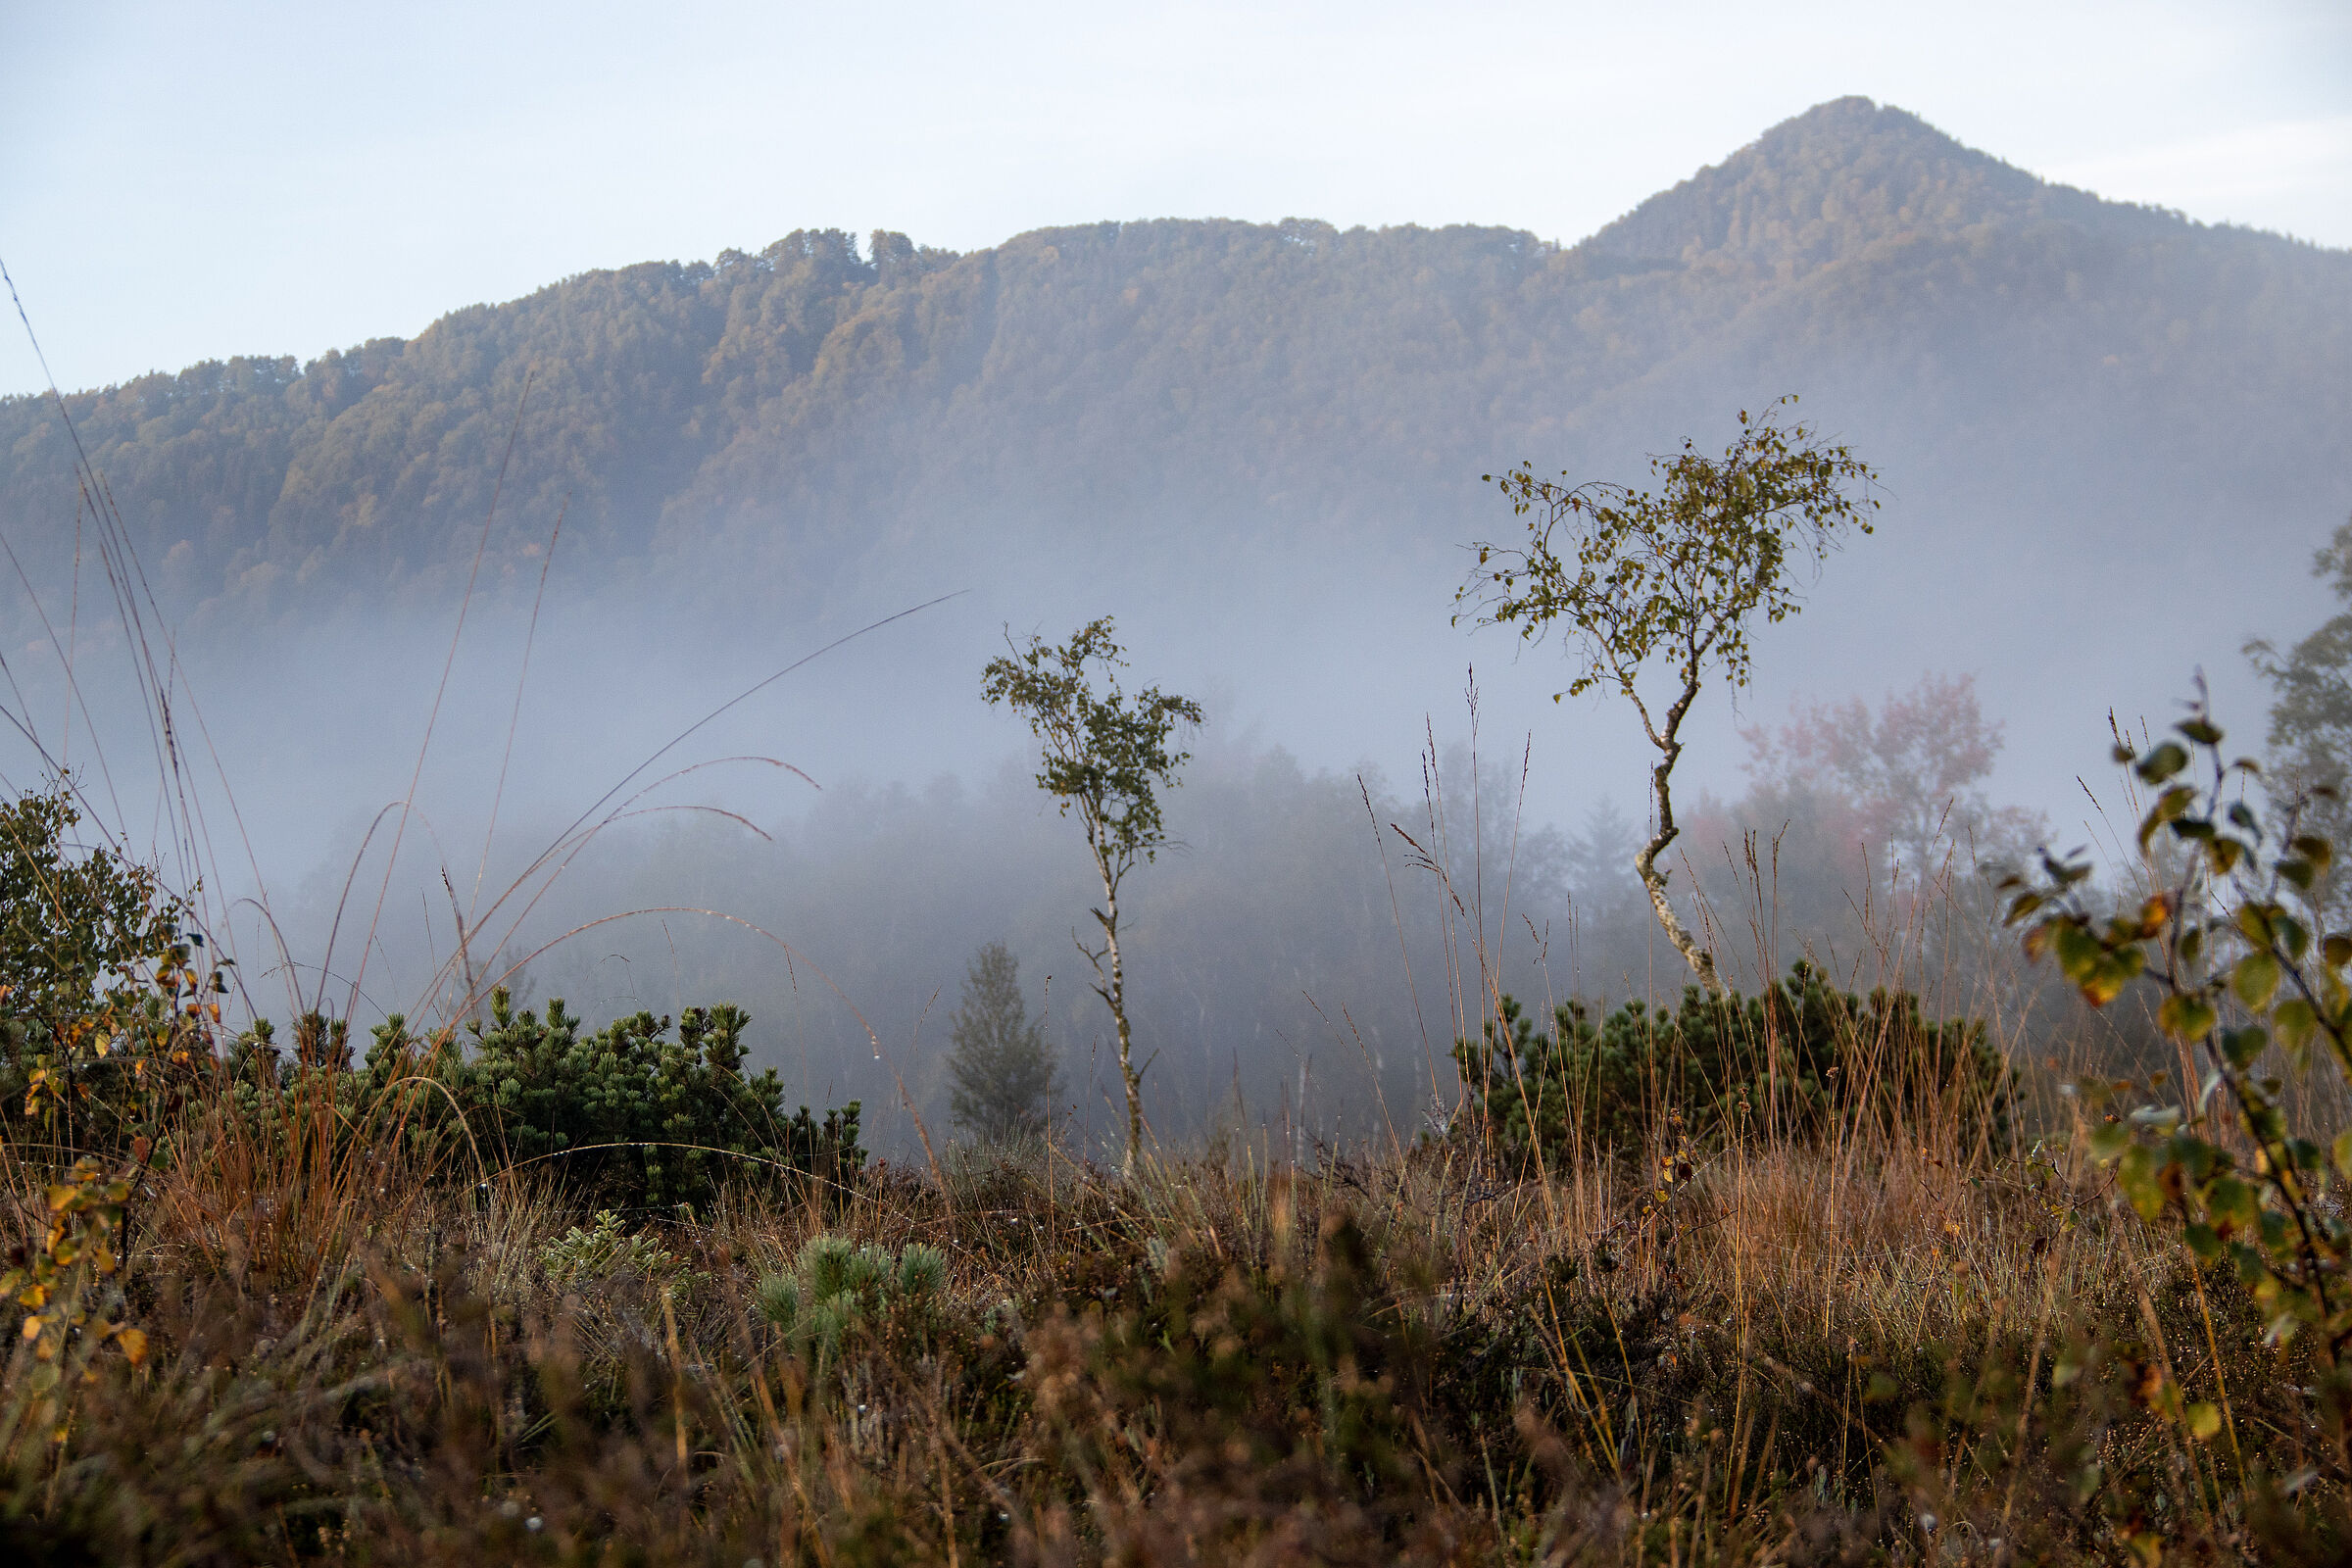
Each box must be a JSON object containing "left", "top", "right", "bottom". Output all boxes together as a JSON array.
[{"left": 3, "top": 97, "right": 2343, "bottom": 641}]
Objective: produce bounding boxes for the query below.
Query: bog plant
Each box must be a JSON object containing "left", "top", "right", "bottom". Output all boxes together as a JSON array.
[
  {"left": 0, "top": 778, "right": 225, "bottom": 1156},
  {"left": 0, "top": 1155, "right": 149, "bottom": 1374},
  {"left": 754, "top": 1234, "right": 949, "bottom": 1362},
  {"left": 391, "top": 989, "right": 865, "bottom": 1211},
  {"left": 220, "top": 989, "right": 868, "bottom": 1212},
  {"left": 540, "top": 1208, "right": 704, "bottom": 1293},
  {"left": 0, "top": 1152, "right": 151, "bottom": 1469},
  {"left": 1026, "top": 1208, "right": 1450, "bottom": 1553}
]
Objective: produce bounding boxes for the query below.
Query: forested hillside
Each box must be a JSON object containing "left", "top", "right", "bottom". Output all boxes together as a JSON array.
[{"left": 5, "top": 96, "right": 2344, "bottom": 639}]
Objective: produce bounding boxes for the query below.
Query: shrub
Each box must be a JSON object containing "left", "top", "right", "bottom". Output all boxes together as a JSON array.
[
  {"left": 0, "top": 778, "right": 220, "bottom": 1158},
  {"left": 1998, "top": 694, "right": 2352, "bottom": 1554},
  {"left": 539, "top": 1208, "right": 705, "bottom": 1293},
  {"left": 1025, "top": 1207, "right": 1459, "bottom": 1558},
  {"left": 1453, "top": 960, "right": 2011, "bottom": 1162},
  {"left": 374, "top": 989, "right": 865, "bottom": 1212}
]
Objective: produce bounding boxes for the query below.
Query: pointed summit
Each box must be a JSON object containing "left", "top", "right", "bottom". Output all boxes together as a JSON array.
[{"left": 1582, "top": 97, "right": 2080, "bottom": 271}]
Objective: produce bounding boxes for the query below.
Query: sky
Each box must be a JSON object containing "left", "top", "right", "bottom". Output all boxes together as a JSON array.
[{"left": 3, "top": 0, "right": 2348, "bottom": 400}]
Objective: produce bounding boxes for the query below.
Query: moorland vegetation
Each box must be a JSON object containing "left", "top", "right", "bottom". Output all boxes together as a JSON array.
[
  {"left": 3, "top": 398, "right": 2352, "bottom": 1563},
  {"left": 3, "top": 94, "right": 2352, "bottom": 1568},
  {"left": 4, "top": 689, "right": 2352, "bottom": 1564}
]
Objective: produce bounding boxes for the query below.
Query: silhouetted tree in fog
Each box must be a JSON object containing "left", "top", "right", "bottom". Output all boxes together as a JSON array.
[
  {"left": 947, "top": 941, "right": 1058, "bottom": 1143},
  {"left": 2250, "top": 514, "right": 2352, "bottom": 923}
]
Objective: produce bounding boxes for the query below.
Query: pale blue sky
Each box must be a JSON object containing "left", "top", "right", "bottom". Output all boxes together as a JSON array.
[{"left": 3, "top": 0, "right": 2346, "bottom": 398}]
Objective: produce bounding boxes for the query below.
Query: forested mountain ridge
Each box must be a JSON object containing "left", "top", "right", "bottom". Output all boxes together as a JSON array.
[
  {"left": 2, "top": 96, "right": 2345, "bottom": 639},
  {"left": 1592, "top": 93, "right": 2129, "bottom": 267}
]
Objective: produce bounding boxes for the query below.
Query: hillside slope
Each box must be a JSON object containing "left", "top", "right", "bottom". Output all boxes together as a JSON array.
[{"left": 4, "top": 98, "right": 2342, "bottom": 642}]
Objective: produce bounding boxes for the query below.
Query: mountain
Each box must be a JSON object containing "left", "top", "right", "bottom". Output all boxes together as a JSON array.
[
  {"left": 4, "top": 96, "right": 2346, "bottom": 1135},
  {"left": 3, "top": 98, "right": 2341, "bottom": 639}
]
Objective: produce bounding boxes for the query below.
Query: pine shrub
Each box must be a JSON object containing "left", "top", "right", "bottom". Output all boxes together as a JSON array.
[
  {"left": 361, "top": 989, "right": 862, "bottom": 1211},
  {"left": 754, "top": 1233, "right": 949, "bottom": 1362},
  {"left": 1453, "top": 960, "right": 2010, "bottom": 1162}
]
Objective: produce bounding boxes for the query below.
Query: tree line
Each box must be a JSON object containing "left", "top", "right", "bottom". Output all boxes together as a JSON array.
[{"left": 1, "top": 100, "right": 2341, "bottom": 646}]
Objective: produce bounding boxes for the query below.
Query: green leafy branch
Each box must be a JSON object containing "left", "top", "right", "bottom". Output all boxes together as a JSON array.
[{"left": 2005, "top": 693, "right": 2352, "bottom": 1372}]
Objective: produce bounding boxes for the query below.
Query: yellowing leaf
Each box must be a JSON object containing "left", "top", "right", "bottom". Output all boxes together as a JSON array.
[
  {"left": 2082, "top": 956, "right": 2137, "bottom": 1005},
  {"left": 2087, "top": 1120, "right": 2133, "bottom": 1163},
  {"left": 2276, "top": 998, "right": 2318, "bottom": 1060},
  {"left": 2185, "top": 1401, "right": 2223, "bottom": 1441},
  {"left": 2159, "top": 994, "right": 2218, "bottom": 1043},
  {"left": 2233, "top": 952, "right": 2281, "bottom": 1011},
  {"left": 2293, "top": 834, "right": 2335, "bottom": 875},
  {"left": 114, "top": 1327, "right": 147, "bottom": 1367}
]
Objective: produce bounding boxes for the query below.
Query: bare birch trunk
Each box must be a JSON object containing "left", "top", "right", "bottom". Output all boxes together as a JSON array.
[
  {"left": 1637, "top": 720, "right": 1727, "bottom": 1000},
  {"left": 1100, "top": 879, "right": 1144, "bottom": 1178}
]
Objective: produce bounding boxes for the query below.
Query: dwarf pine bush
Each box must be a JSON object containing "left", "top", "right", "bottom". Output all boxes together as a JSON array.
[
  {"left": 539, "top": 1209, "right": 705, "bottom": 1292},
  {"left": 1453, "top": 960, "right": 2011, "bottom": 1162},
  {"left": 344, "top": 989, "right": 862, "bottom": 1210}
]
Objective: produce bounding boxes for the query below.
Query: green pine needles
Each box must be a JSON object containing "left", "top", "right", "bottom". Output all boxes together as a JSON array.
[{"left": 754, "top": 1234, "right": 949, "bottom": 1364}]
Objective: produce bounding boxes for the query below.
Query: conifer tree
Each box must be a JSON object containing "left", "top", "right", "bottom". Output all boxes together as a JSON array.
[{"left": 945, "top": 941, "right": 1058, "bottom": 1144}]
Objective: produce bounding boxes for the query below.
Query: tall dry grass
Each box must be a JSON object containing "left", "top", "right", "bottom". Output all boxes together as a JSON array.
[
  {"left": 0, "top": 367, "right": 2332, "bottom": 1557},
  {"left": 3, "top": 827, "right": 2325, "bottom": 1565}
]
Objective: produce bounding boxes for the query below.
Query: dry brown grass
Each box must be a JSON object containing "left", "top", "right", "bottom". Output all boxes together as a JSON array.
[
  {"left": 0, "top": 830, "right": 2341, "bottom": 1567},
  {"left": 0, "top": 1035, "right": 2330, "bottom": 1565}
]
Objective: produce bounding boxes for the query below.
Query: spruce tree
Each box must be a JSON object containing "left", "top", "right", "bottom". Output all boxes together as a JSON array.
[{"left": 946, "top": 942, "right": 1058, "bottom": 1144}]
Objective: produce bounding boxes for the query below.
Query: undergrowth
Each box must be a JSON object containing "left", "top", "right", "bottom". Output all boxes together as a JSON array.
[
  {"left": 3, "top": 728, "right": 2348, "bottom": 1564},
  {"left": 0, "top": 1015, "right": 2334, "bottom": 1563}
]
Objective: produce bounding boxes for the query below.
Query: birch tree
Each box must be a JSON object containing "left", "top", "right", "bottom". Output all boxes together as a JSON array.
[
  {"left": 983, "top": 618, "right": 1200, "bottom": 1175},
  {"left": 1459, "top": 398, "right": 1878, "bottom": 996}
]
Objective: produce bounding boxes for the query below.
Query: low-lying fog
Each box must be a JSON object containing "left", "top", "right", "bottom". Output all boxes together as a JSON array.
[{"left": 0, "top": 489, "right": 2311, "bottom": 1155}]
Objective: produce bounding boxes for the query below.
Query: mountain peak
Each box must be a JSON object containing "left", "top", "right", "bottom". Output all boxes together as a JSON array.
[{"left": 1581, "top": 97, "right": 2060, "bottom": 268}]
